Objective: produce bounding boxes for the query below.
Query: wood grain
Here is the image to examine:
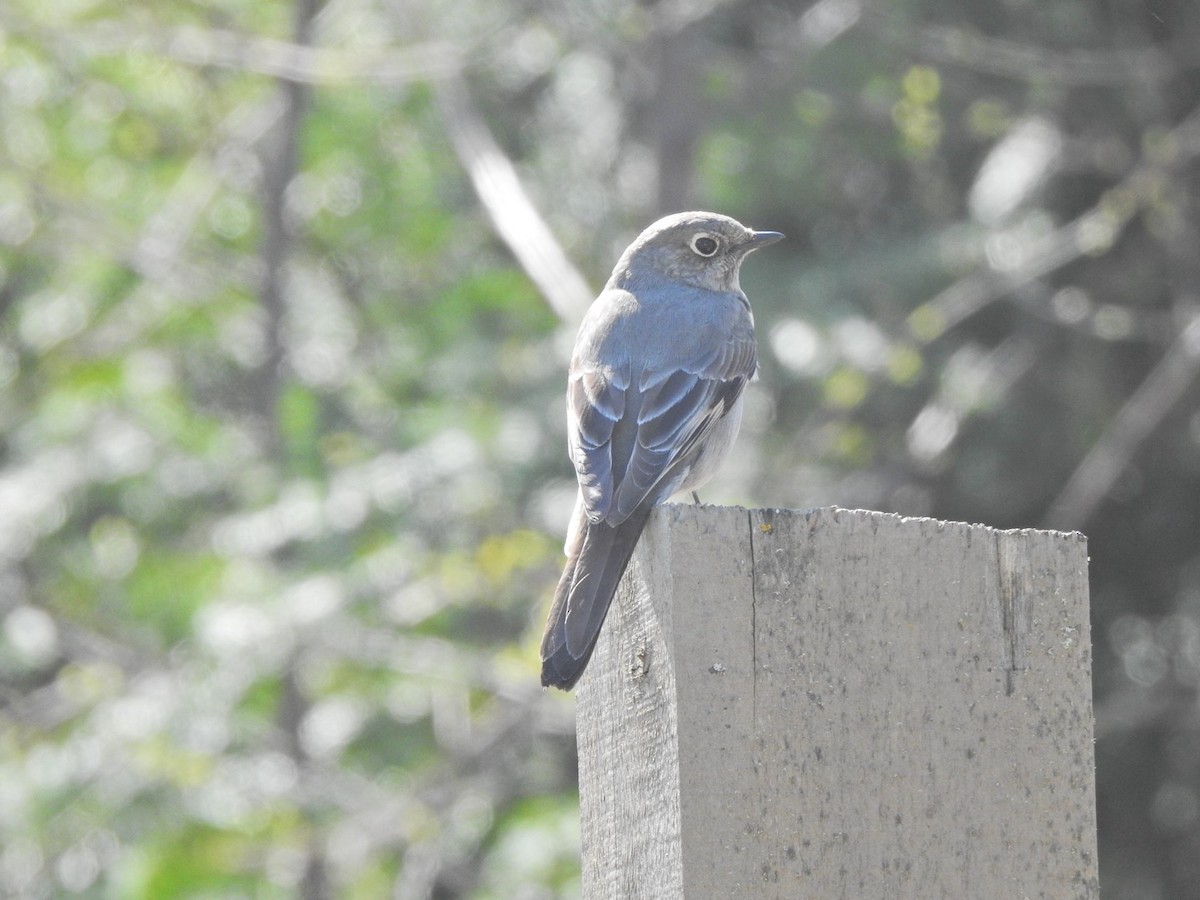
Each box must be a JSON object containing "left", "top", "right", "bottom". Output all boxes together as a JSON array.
[{"left": 577, "top": 505, "right": 1098, "bottom": 899}]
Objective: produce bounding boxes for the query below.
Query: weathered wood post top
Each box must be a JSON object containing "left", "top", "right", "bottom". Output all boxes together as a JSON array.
[{"left": 577, "top": 505, "right": 1097, "bottom": 899}]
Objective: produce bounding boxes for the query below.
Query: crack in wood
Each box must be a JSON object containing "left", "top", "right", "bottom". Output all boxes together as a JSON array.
[{"left": 996, "top": 533, "right": 1030, "bottom": 696}]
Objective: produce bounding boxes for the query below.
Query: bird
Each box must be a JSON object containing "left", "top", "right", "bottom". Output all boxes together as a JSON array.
[{"left": 540, "top": 211, "right": 783, "bottom": 690}]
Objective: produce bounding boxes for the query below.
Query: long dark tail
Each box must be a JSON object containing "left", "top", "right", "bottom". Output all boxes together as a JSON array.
[{"left": 540, "top": 506, "right": 652, "bottom": 690}]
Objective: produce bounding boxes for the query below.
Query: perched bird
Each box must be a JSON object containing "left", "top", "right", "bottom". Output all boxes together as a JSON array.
[{"left": 540, "top": 211, "right": 783, "bottom": 690}]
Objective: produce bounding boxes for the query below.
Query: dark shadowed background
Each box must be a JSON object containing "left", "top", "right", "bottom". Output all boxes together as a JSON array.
[{"left": 1, "top": 0, "right": 1198, "bottom": 896}]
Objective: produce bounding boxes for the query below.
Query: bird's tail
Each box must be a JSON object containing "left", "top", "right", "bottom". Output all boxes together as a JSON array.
[{"left": 540, "top": 505, "right": 652, "bottom": 690}]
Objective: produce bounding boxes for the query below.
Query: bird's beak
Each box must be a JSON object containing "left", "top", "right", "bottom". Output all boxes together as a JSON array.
[{"left": 745, "top": 230, "right": 785, "bottom": 251}]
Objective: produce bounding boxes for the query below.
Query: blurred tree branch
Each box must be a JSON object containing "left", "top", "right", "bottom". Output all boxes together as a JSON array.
[
  {"left": 254, "top": 0, "right": 330, "bottom": 430},
  {"left": 881, "top": 22, "right": 1189, "bottom": 86},
  {"left": 647, "top": 22, "right": 704, "bottom": 212},
  {"left": 57, "top": 12, "right": 605, "bottom": 323},
  {"left": 253, "top": 1, "right": 330, "bottom": 897},
  {"left": 433, "top": 75, "right": 594, "bottom": 324},
  {"left": 1043, "top": 312, "right": 1200, "bottom": 530},
  {"left": 19, "top": 10, "right": 601, "bottom": 325},
  {"left": 162, "top": 27, "right": 465, "bottom": 85},
  {"left": 0, "top": 13, "right": 465, "bottom": 87},
  {"left": 907, "top": 203, "right": 1134, "bottom": 343},
  {"left": 910, "top": 103, "right": 1200, "bottom": 344},
  {"left": 1035, "top": 105, "right": 1200, "bottom": 530}
]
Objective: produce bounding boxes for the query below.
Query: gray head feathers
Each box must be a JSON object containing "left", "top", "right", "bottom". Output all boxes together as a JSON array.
[{"left": 608, "top": 211, "right": 783, "bottom": 294}]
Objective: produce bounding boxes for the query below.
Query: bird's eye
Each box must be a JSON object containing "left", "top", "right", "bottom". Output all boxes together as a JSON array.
[{"left": 690, "top": 234, "right": 719, "bottom": 257}]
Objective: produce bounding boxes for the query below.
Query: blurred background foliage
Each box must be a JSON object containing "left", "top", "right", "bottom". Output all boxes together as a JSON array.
[{"left": 1, "top": 0, "right": 1199, "bottom": 896}]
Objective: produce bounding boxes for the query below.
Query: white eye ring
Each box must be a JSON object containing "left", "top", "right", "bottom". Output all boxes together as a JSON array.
[{"left": 690, "top": 233, "right": 719, "bottom": 257}]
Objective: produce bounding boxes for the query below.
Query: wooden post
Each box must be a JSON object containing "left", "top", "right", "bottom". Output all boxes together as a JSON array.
[{"left": 576, "top": 505, "right": 1098, "bottom": 899}]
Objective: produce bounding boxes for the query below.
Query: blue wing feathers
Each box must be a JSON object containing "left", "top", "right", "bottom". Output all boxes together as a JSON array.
[{"left": 567, "top": 301, "right": 756, "bottom": 529}]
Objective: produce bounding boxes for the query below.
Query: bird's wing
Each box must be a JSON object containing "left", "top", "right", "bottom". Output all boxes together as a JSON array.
[
  {"left": 568, "top": 318, "right": 756, "bottom": 526},
  {"left": 568, "top": 363, "right": 627, "bottom": 524}
]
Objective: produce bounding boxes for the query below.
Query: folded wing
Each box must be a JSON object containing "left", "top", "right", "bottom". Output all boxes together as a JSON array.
[{"left": 568, "top": 318, "right": 757, "bottom": 527}]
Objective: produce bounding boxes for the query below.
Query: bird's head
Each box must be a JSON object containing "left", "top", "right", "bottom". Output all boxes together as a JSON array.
[{"left": 609, "top": 211, "right": 783, "bottom": 294}]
